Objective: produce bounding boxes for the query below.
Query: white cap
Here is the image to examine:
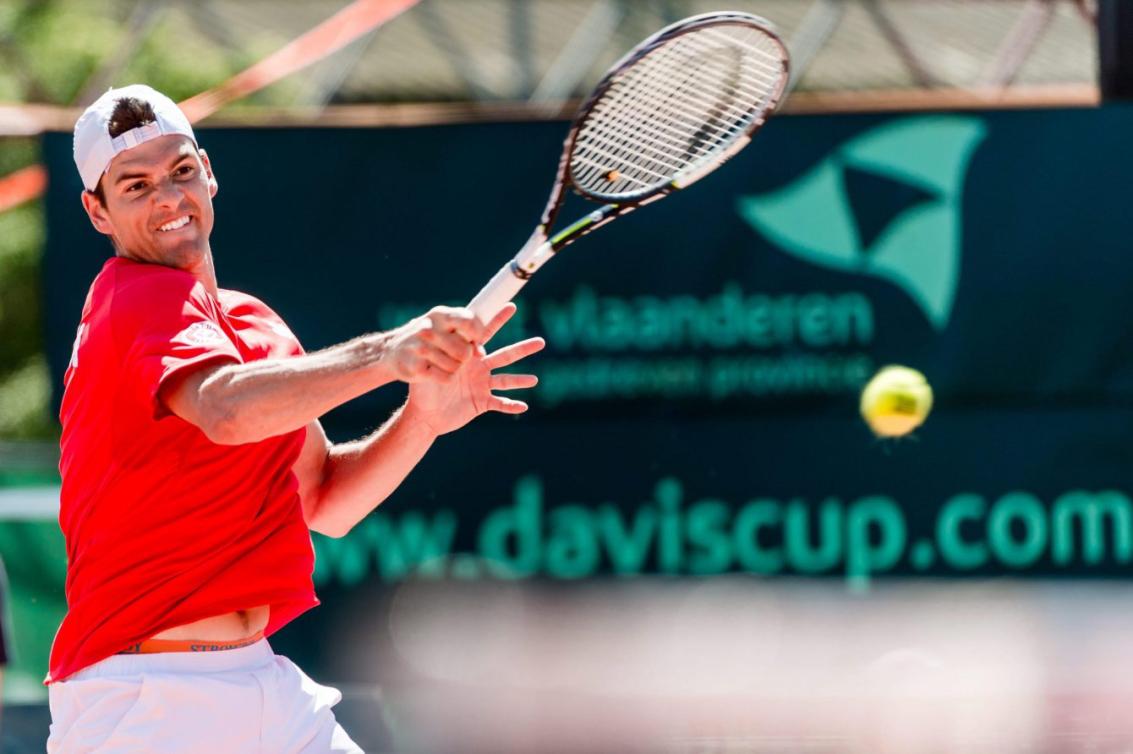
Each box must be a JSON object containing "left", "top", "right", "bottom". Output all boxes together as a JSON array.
[{"left": 73, "top": 84, "right": 197, "bottom": 192}]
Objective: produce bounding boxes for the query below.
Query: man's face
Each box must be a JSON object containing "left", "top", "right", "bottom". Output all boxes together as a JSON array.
[{"left": 81, "top": 134, "right": 217, "bottom": 270}]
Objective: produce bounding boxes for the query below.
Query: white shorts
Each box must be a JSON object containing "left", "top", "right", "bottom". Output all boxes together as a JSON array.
[{"left": 47, "top": 639, "right": 363, "bottom": 753}]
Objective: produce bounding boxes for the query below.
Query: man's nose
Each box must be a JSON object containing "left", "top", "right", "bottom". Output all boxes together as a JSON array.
[{"left": 152, "top": 177, "right": 183, "bottom": 207}]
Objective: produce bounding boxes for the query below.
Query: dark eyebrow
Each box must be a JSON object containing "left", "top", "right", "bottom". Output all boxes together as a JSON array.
[{"left": 114, "top": 152, "right": 195, "bottom": 185}]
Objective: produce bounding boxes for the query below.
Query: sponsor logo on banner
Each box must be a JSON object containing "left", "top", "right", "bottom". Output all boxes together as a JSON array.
[
  {"left": 737, "top": 115, "right": 988, "bottom": 331},
  {"left": 379, "top": 117, "right": 989, "bottom": 408}
]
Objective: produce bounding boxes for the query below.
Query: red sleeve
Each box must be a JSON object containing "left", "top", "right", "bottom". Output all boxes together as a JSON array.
[{"left": 111, "top": 266, "right": 242, "bottom": 418}]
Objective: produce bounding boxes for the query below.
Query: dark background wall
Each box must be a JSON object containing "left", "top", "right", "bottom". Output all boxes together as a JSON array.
[{"left": 40, "top": 106, "right": 1133, "bottom": 686}]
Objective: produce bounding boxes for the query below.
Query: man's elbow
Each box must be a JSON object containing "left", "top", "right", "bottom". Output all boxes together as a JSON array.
[
  {"left": 313, "top": 523, "right": 352, "bottom": 539},
  {"left": 303, "top": 486, "right": 353, "bottom": 538},
  {"left": 199, "top": 401, "right": 256, "bottom": 446},
  {"left": 309, "top": 512, "right": 353, "bottom": 539}
]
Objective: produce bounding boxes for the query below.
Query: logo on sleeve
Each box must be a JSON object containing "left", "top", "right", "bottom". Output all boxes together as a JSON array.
[{"left": 181, "top": 320, "right": 227, "bottom": 345}]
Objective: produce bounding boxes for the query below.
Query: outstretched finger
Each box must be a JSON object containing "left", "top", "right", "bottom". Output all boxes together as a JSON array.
[
  {"left": 484, "top": 337, "right": 546, "bottom": 371},
  {"left": 491, "top": 373, "right": 538, "bottom": 391},
  {"left": 487, "top": 396, "right": 529, "bottom": 414},
  {"left": 483, "top": 303, "right": 518, "bottom": 344}
]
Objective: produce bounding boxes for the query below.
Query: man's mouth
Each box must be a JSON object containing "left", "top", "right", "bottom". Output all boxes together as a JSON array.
[{"left": 157, "top": 215, "right": 191, "bottom": 232}]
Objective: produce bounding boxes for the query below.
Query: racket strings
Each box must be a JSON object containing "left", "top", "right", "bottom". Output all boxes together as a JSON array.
[
  {"left": 574, "top": 43, "right": 706, "bottom": 188},
  {"left": 580, "top": 42, "right": 734, "bottom": 183},
  {"left": 596, "top": 61, "right": 742, "bottom": 147},
  {"left": 581, "top": 34, "right": 769, "bottom": 174},
  {"left": 700, "top": 27, "right": 786, "bottom": 75},
  {"left": 571, "top": 23, "right": 785, "bottom": 199},
  {"left": 614, "top": 57, "right": 745, "bottom": 153},
  {"left": 680, "top": 47, "right": 750, "bottom": 161},
  {"left": 589, "top": 34, "right": 774, "bottom": 171}
]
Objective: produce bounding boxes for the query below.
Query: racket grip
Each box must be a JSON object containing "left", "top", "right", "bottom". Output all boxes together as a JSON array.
[
  {"left": 469, "top": 232, "right": 555, "bottom": 324},
  {"left": 468, "top": 262, "right": 531, "bottom": 324}
]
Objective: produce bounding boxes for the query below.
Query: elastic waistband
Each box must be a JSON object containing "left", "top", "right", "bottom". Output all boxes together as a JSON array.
[
  {"left": 69, "top": 638, "right": 274, "bottom": 681},
  {"left": 118, "top": 630, "right": 265, "bottom": 655}
]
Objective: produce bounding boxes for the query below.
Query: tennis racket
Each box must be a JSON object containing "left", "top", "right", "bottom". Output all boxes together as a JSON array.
[{"left": 468, "top": 11, "right": 790, "bottom": 324}]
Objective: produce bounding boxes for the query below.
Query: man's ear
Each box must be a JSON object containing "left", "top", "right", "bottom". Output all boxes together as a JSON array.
[
  {"left": 199, "top": 148, "right": 218, "bottom": 198},
  {"left": 80, "top": 190, "right": 114, "bottom": 236}
]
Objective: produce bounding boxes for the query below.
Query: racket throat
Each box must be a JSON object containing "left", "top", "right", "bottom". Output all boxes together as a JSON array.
[{"left": 548, "top": 205, "right": 620, "bottom": 250}]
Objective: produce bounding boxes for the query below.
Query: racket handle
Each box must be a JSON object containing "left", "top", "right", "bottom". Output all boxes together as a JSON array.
[
  {"left": 468, "top": 262, "right": 531, "bottom": 324},
  {"left": 468, "top": 232, "right": 555, "bottom": 324}
]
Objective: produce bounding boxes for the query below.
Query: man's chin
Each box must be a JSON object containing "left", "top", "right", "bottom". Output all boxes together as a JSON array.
[{"left": 152, "top": 242, "right": 209, "bottom": 270}]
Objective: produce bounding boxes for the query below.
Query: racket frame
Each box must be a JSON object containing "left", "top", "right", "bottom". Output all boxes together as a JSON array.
[{"left": 469, "top": 11, "right": 790, "bottom": 323}]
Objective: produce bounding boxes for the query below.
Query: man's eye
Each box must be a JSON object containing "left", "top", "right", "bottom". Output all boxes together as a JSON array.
[
  {"left": 176, "top": 165, "right": 194, "bottom": 176},
  {"left": 126, "top": 182, "right": 146, "bottom": 192}
]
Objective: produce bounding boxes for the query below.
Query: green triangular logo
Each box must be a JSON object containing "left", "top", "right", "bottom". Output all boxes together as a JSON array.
[{"left": 737, "top": 116, "right": 987, "bottom": 330}]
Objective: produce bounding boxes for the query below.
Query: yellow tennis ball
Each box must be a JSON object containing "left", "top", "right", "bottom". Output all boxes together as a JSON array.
[{"left": 860, "top": 365, "right": 933, "bottom": 438}]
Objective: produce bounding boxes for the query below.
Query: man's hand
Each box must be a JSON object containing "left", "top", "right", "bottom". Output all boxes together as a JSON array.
[
  {"left": 290, "top": 303, "right": 542, "bottom": 537},
  {"left": 383, "top": 306, "right": 488, "bottom": 383},
  {"left": 405, "top": 303, "right": 544, "bottom": 436}
]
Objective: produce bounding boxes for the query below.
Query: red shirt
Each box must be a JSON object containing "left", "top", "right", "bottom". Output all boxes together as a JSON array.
[{"left": 48, "top": 257, "right": 319, "bottom": 683}]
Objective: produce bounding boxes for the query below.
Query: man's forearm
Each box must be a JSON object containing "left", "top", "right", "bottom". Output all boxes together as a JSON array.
[
  {"left": 307, "top": 403, "right": 438, "bottom": 537},
  {"left": 199, "top": 333, "right": 393, "bottom": 443}
]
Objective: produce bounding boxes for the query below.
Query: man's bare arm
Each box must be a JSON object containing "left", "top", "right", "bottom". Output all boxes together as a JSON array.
[
  {"left": 162, "top": 307, "right": 485, "bottom": 445},
  {"left": 292, "top": 304, "right": 544, "bottom": 538},
  {"left": 293, "top": 415, "right": 436, "bottom": 538}
]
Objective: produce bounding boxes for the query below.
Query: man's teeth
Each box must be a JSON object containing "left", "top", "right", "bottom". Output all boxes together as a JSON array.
[{"left": 158, "top": 216, "right": 190, "bottom": 232}]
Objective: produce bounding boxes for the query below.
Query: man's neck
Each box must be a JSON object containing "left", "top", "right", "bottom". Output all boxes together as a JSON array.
[
  {"left": 116, "top": 247, "right": 219, "bottom": 299},
  {"left": 193, "top": 251, "right": 220, "bottom": 299}
]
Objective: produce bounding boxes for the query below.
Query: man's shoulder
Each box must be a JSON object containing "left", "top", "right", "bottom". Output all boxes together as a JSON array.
[
  {"left": 102, "top": 257, "right": 198, "bottom": 294},
  {"left": 218, "top": 288, "right": 301, "bottom": 348},
  {"left": 219, "top": 288, "right": 282, "bottom": 321},
  {"left": 87, "top": 259, "right": 222, "bottom": 351},
  {"left": 99, "top": 258, "right": 210, "bottom": 314}
]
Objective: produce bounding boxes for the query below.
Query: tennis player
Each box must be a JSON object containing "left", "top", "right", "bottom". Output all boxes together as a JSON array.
[{"left": 45, "top": 84, "right": 544, "bottom": 752}]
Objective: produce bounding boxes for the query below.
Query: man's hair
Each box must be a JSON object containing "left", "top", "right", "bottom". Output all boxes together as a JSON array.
[{"left": 91, "top": 97, "right": 157, "bottom": 204}]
